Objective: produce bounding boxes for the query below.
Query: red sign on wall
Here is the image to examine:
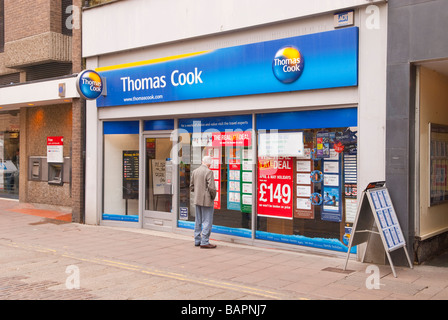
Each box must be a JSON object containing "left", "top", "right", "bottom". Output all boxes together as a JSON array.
[
  {"left": 47, "top": 136, "right": 64, "bottom": 163},
  {"left": 47, "top": 136, "right": 63, "bottom": 146},
  {"left": 257, "top": 157, "right": 293, "bottom": 219}
]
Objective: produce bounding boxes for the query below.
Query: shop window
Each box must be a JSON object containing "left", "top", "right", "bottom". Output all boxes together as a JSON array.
[
  {"left": 429, "top": 123, "right": 448, "bottom": 206},
  {"left": 0, "top": 111, "right": 20, "bottom": 199},
  {"left": 176, "top": 109, "right": 358, "bottom": 253},
  {"left": 255, "top": 108, "right": 358, "bottom": 252},
  {"left": 102, "top": 121, "right": 139, "bottom": 222},
  {"left": 0, "top": 73, "right": 20, "bottom": 87},
  {"left": 177, "top": 115, "right": 253, "bottom": 238},
  {"left": 143, "top": 120, "right": 175, "bottom": 214},
  {"left": 144, "top": 137, "right": 173, "bottom": 212}
]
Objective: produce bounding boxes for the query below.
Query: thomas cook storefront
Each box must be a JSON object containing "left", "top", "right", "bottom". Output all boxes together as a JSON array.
[{"left": 84, "top": 25, "right": 384, "bottom": 256}]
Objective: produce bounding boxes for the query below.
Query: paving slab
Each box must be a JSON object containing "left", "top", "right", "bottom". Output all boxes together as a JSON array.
[{"left": 0, "top": 199, "right": 447, "bottom": 307}]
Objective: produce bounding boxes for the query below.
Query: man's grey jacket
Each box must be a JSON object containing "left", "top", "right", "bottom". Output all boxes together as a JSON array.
[{"left": 190, "top": 164, "right": 217, "bottom": 207}]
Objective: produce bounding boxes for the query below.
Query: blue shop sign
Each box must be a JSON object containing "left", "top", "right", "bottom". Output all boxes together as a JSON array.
[{"left": 96, "top": 27, "right": 358, "bottom": 108}]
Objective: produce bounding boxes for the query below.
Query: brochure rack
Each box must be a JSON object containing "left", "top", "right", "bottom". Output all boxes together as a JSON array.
[{"left": 344, "top": 182, "right": 413, "bottom": 277}]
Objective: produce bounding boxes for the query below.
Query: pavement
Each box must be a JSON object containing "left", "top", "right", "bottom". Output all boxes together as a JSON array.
[{"left": 0, "top": 198, "right": 448, "bottom": 306}]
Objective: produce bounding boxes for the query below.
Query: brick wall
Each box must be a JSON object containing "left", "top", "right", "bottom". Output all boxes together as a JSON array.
[
  {"left": 1, "top": 0, "right": 73, "bottom": 74},
  {"left": 72, "top": 0, "right": 82, "bottom": 73},
  {"left": 3, "top": 0, "right": 85, "bottom": 222},
  {"left": 21, "top": 104, "right": 73, "bottom": 208},
  {"left": 71, "top": 99, "right": 84, "bottom": 222},
  {"left": 5, "top": 0, "right": 51, "bottom": 43}
]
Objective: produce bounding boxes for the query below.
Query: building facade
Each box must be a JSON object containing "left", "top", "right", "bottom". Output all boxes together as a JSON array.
[
  {"left": 0, "top": 0, "right": 84, "bottom": 222},
  {"left": 387, "top": 0, "right": 448, "bottom": 263},
  {"left": 83, "top": 0, "right": 389, "bottom": 258}
]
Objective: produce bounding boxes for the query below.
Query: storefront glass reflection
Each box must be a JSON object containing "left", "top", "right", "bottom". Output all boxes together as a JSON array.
[
  {"left": 102, "top": 121, "right": 139, "bottom": 222},
  {"left": 145, "top": 137, "right": 173, "bottom": 213},
  {"left": 255, "top": 127, "right": 358, "bottom": 252},
  {"left": 177, "top": 109, "right": 359, "bottom": 253},
  {"left": 0, "top": 111, "right": 20, "bottom": 199},
  {"left": 178, "top": 115, "right": 253, "bottom": 238}
]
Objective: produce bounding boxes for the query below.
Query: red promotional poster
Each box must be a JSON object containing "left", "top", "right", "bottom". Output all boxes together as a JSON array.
[
  {"left": 204, "top": 147, "right": 222, "bottom": 210},
  {"left": 228, "top": 158, "right": 241, "bottom": 171},
  {"left": 257, "top": 157, "right": 293, "bottom": 219},
  {"left": 212, "top": 132, "right": 251, "bottom": 147}
]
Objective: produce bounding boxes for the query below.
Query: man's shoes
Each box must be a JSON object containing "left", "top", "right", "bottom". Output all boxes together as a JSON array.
[
  {"left": 200, "top": 243, "right": 217, "bottom": 249},
  {"left": 194, "top": 243, "right": 200, "bottom": 247}
]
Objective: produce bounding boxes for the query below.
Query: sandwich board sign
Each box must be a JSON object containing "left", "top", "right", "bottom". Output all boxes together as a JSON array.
[{"left": 343, "top": 181, "right": 413, "bottom": 277}]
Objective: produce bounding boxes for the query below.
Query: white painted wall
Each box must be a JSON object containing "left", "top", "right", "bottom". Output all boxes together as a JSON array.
[
  {"left": 84, "top": 57, "right": 100, "bottom": 225},
  {"left": 0, "top": 77, "right": 80, "bottom": 108},
  {"left": 83, "top": 0, "right": 387, "bottom": 57},
  {"left": 357, "top": 3, "right": 388, "bottom": 189}
]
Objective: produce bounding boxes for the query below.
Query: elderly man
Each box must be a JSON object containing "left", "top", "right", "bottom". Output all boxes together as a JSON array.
[{"left": 190, "top": 155, "right": 217, "bottom": 248}]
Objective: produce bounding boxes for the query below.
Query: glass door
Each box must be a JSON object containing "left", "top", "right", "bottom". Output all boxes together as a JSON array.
[{"left": 143, "top": 134, "right": 174, "bottom": 230}]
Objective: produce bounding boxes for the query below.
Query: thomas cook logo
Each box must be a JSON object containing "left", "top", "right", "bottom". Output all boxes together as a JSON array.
[
  {"left": 76, "top": 70, "right": 103, "bottom": 100},
  {"left": 272, "top": 46, "right": 304, "bottom": 84}
]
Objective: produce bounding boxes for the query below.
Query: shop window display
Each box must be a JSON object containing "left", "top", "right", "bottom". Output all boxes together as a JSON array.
[
  {"left": 0, "top": 111, "right": 20, "bottom": 199},
  {"left": 177, "top": 115, "right": 253, "bottom": 238},
  {"left": 102, "top": 121, "right": 139, "bottom": 222},
  {"left": 177, "top": 109, "right": 358, "bottom": 253},
  {"left": 255, "top": 108, "right": 358, "bottom": 252},
  {"left": 255, "top": 127, "right": 358, "bottom": 252},
  {"left": 429, "top": 123, "right": 448, "bottom": 206}
]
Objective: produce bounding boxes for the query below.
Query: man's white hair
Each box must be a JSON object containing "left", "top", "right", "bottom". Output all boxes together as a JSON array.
[{"left": 202, "top": 155, "right": 212, "bottom": 165}]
